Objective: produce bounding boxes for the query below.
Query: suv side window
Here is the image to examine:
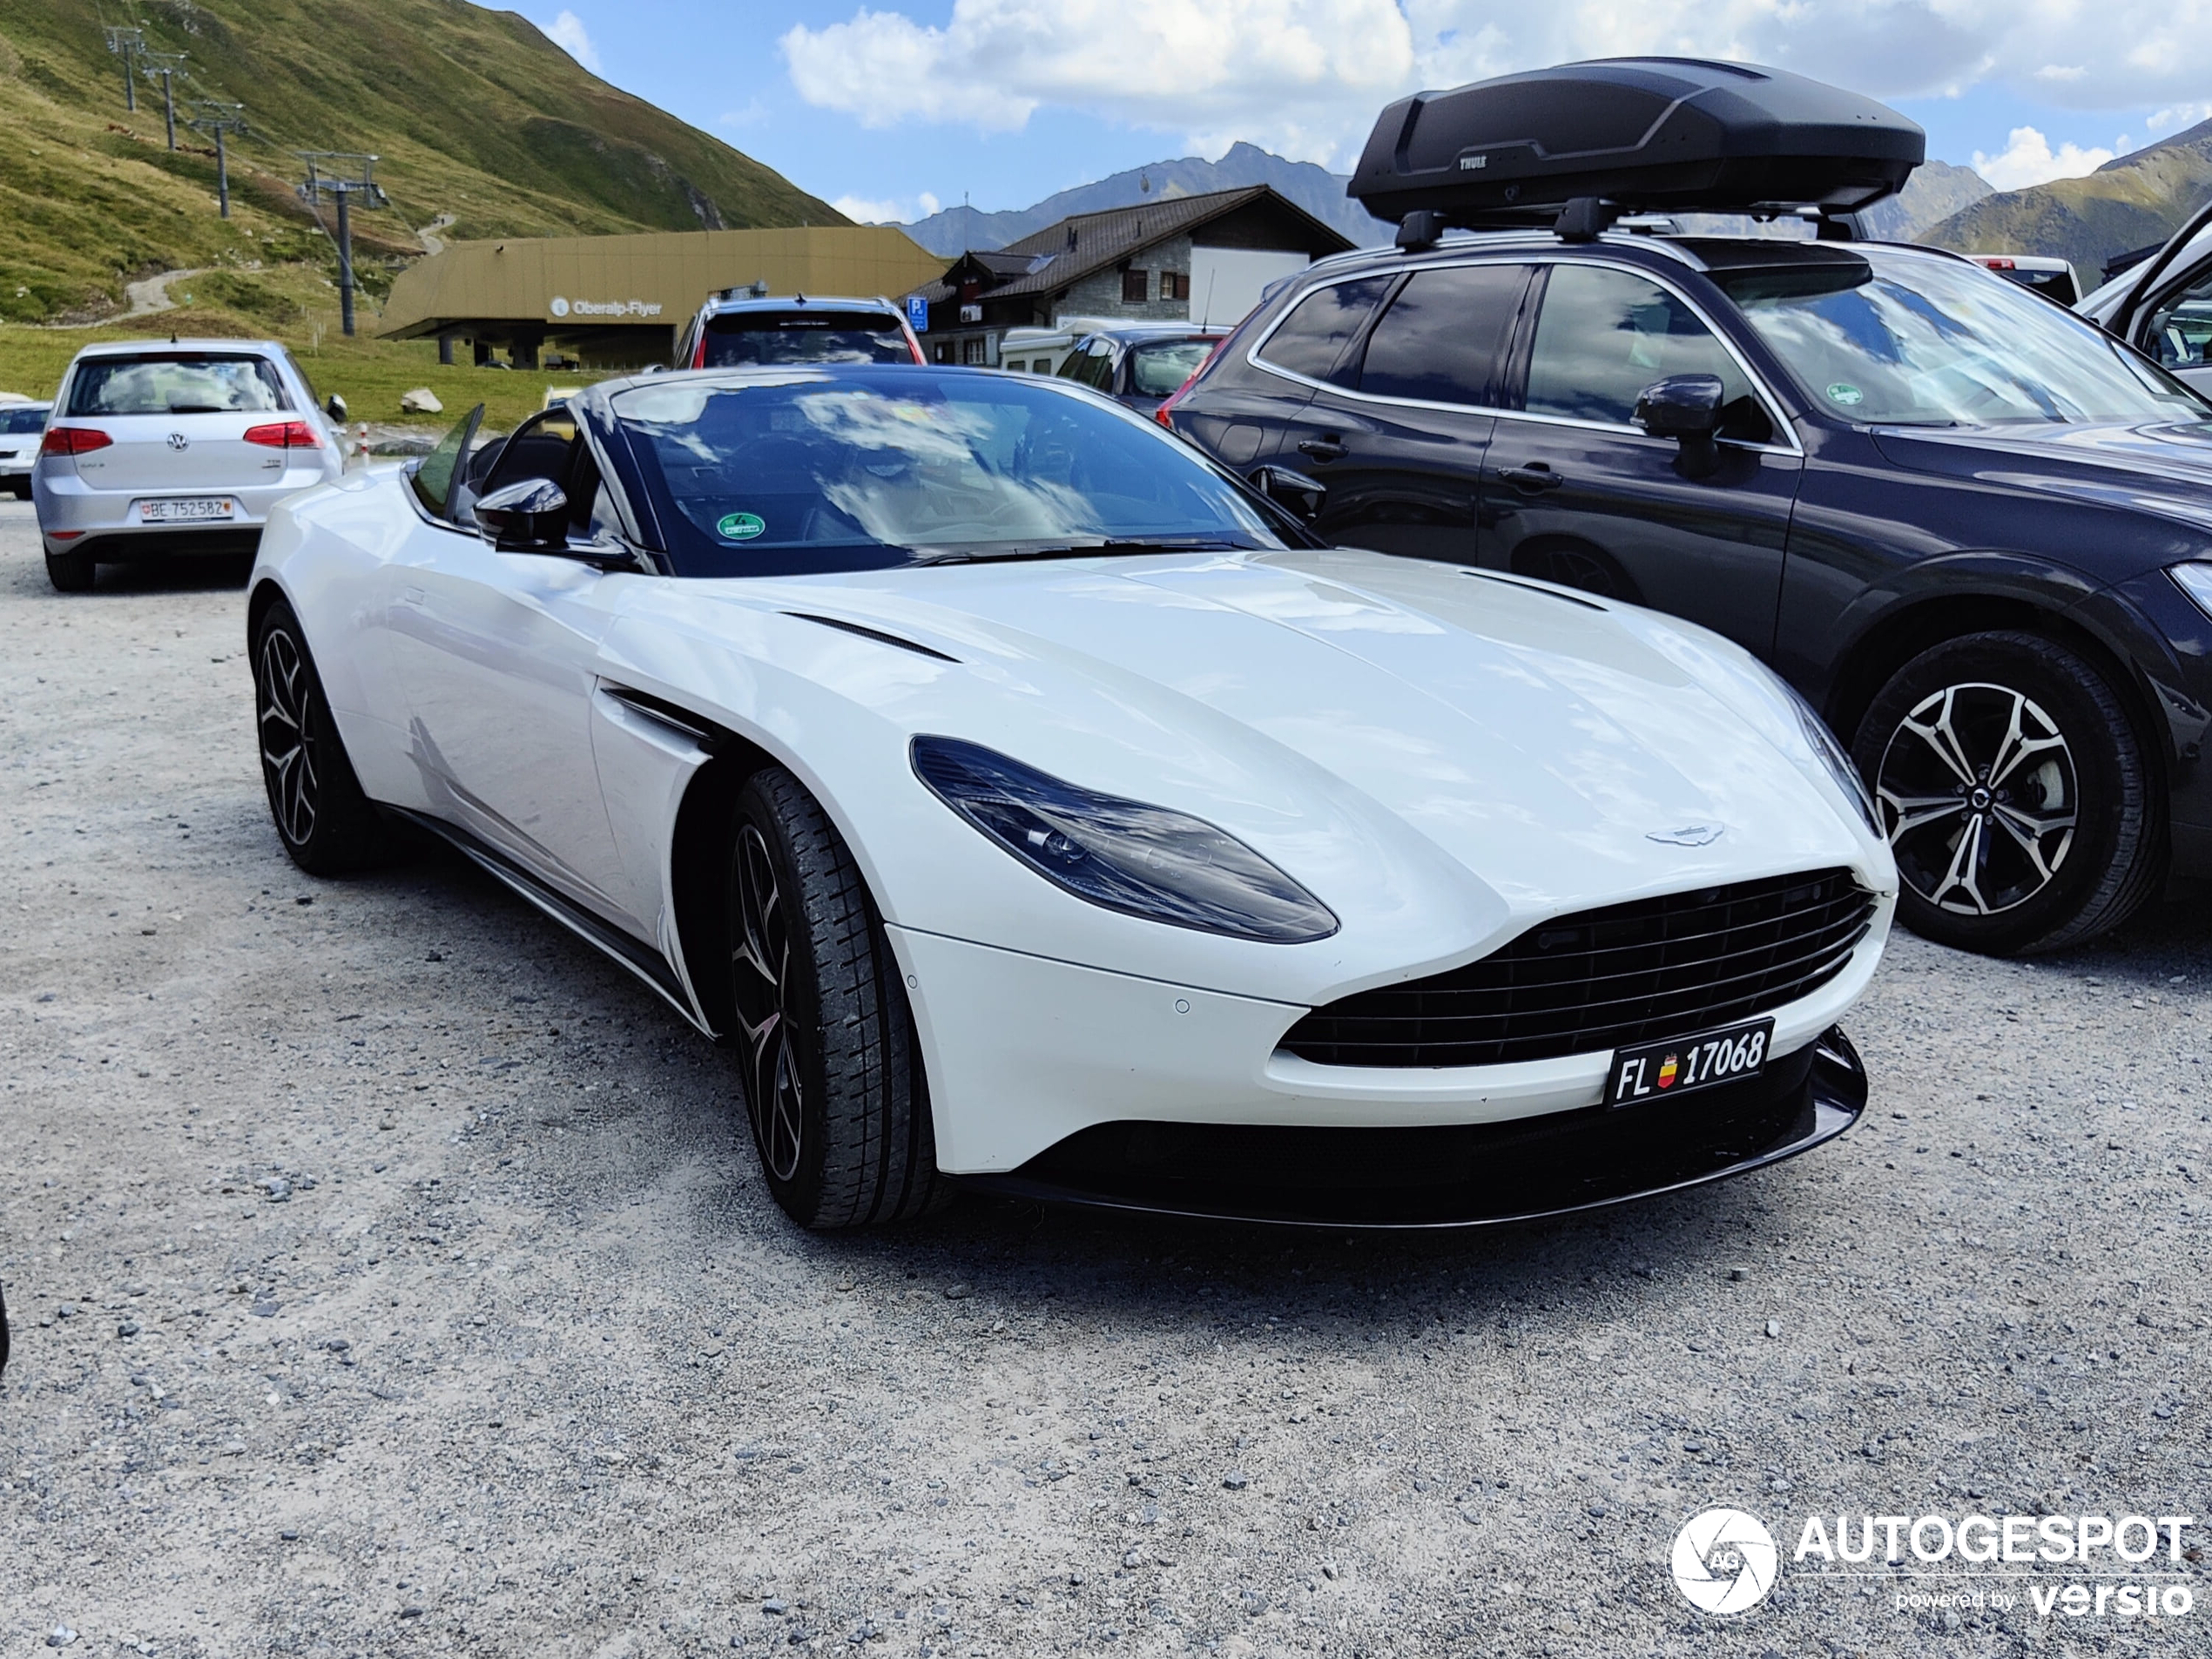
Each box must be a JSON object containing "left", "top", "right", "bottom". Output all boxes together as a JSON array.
[
  {"left": 1356, "top": 264, "right": 1529, "bottom": 407},
  {"left": 1255, "top": 276, "right": 1394, "bottom": 386},
  {"left": 1526, "top": 265, "right": 1767, "bottom": 440},
  {"left": 1056, "top": 339, "right": 1116, "bottom": 390}
]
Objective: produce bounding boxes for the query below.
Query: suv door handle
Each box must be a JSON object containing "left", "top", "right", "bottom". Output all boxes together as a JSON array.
[
  {"left": 1297, "top": 438, "right": 1348, "bottom": 462},
  {"left": 1499, "top": 463, "right": 1564, "bottom": 492}
]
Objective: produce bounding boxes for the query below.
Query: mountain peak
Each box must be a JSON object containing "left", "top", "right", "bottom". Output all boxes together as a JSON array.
[
  {"left": 1925, "top": 125, "right": 2212, "bottom": 275},
  {"left": 898, "top": 145, "right": 1388, "bottom": 256}
]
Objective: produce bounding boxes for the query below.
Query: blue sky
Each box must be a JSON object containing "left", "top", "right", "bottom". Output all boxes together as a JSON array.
[{"left": 529, "top": 2, "right": 2212, "bottom": 222}]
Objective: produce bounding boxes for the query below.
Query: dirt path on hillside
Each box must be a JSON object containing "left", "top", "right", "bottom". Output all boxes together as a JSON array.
[{"left": 37, "top": 268, "right": 209, "bottom": 331}]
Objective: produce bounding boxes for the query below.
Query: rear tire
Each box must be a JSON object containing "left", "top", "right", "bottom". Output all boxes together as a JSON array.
[
  {"left": 1852, "top": 631, "right": 2160, "bottom": 954},
  {"left": 727, "top": 766, "right": 947, "bottom": 1229},
  {"left": 44, "top": 550, "right": 92, "bottom": 592},
  {"left": 252, "top": 599, "right": 395, "bottom": 875}
]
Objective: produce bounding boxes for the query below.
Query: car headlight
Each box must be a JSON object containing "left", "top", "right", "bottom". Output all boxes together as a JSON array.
[
  {"left": 911, "top": 735, "right": 1339, "bottom": 943},
  {"left": 1627, "top": 618, "right": 1881, "bottom": 837},
  {"left": 2169, "top": 559, "right": 2212, "bottom": 619},
  {"left": 1778, "top": 678, "right": 1881, "bottom": 838}
]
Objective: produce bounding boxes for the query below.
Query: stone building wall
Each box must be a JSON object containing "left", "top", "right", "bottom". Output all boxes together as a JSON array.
[{"left": 1050, "top": 233, "right": 1194, "bottom": 325}]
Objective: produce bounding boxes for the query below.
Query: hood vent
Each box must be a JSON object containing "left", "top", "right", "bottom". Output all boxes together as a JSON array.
[{"left": 785, "top": 611, "right": 960, "bottom": 663}]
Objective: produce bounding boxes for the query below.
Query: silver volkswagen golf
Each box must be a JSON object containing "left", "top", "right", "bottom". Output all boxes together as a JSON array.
[{"left": 33, "top": 339, "right": 347, "bottom": 591}]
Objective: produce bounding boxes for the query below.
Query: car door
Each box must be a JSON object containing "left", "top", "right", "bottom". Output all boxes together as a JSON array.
[
  {"left": 1482, "top": 260, "right": 1804, "bottom": 654},
  {"left": 381, "top": 408, "right": 644, "bottom": 934},
  {"left": 1283, "top": 262, "right": 1529, "bottom": 564},
  {"left": 1235, "top": 274, "right": 1396, "bottom": 475},
  {"left": 2113, "top": 251, "right": 2212, "bottom": 395}
]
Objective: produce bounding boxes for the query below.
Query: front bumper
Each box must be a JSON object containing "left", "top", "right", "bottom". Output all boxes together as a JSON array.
[
  {"left": 968, "top": 1029, "right": 1865, "bottom": 1227},
  {"left": 890, "top": 908, "right": 1885, "bottom": 1180}
]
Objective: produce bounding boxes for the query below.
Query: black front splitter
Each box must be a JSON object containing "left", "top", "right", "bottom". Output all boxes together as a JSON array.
[{"left": 954, "top": 1028, "right": 1867, "bottom": 1231}]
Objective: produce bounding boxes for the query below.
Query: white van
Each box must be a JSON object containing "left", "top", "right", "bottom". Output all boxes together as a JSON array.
[{"left": 997, "top": 319, "right": 1122, "bottom": 377}]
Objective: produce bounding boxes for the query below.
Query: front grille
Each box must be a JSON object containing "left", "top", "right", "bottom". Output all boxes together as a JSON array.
[{"left": 1281, "top": 868, "right": 1874, "bottom": 1069}]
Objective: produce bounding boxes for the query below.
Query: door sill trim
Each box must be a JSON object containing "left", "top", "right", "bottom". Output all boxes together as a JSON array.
[{"left": 393, "top": 806, "right": 718, "bottom": 1037}]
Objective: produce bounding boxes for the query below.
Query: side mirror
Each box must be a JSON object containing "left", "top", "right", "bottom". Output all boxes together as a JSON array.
[
  {"left": 475, "top": 477, "right": 570, "bottom": 551},
  {"left": 1634, "top": 374, "right": 1726, "bottom": 477},
  {"left": 1250, "top": 463, "right": 1327, "bottom": 521},
  {"left": 325, "top": 394, "right": 347, "bottom": 422}
]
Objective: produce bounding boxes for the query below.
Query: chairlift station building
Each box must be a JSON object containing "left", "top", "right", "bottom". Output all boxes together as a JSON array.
[
  {"left": 377, "top": 225, "right": 948, "bottom": 368},
  {"left": 378, "top": 187, "right": 1353, "bottom": 370}
]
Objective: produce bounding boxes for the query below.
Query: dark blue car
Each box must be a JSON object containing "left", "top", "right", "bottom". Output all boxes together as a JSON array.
[{"left": 1165, "top": 230, "right": 2212, "bottom": 954}]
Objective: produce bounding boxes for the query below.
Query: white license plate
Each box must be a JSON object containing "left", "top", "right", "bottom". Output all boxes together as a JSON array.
[
  {"left": 140, "top": 497, "right": 233, "bottom": 523},
  {"left": 1606, "top": 1017, "right": 1774, "bottom": 1107}
]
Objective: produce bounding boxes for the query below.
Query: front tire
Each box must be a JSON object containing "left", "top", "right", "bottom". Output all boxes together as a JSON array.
[
  {"left": 727, "top": 767, "right": 946, "bottom": 1229},
  {"left": 44, "top": 549, "right": 92, "bottom": 592},
  {"left": 1853, "top": 631, "right": 2160, "bottom": 954},
  {"left": 252, "top": 599, "right": 394, "bottom": 875}
]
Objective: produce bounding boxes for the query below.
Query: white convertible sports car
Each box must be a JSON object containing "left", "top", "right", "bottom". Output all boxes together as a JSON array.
[{"left": 248, "top": 365, "right": 1896, "bottom": 1229}]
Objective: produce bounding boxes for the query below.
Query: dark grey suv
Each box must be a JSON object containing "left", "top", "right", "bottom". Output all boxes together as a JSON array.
[{"left": 1163, "top": 228, "right": 2212, "bottom": 956}]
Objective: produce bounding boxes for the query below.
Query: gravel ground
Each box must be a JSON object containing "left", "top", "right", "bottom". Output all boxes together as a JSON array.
[{"left": 2, "top": 496, "right": 2207, "bottom": 1658}]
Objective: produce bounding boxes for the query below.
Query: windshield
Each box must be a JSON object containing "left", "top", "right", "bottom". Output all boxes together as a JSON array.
[
  {"left": 65, "top": 354, "right": 289, "bottom": 416},
  {"left": 610, "top": 368, "right": 1287, "bottom": 577},
  {"left": 0, "top": 406, "right": 48, "bottom": 435},
  {"left": 702, "top": 312, "right": 914, "bottom": 368},
  {"left": 1716, "top": 250, "right": 2204, "bottom": 427},
  {"left": 1129, "top": 338, "right": 1218, "bottom": 397}
]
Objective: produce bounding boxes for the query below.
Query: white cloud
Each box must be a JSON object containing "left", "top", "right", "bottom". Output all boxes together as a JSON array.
[
  {"left": 1972, "top": 125, "right": 2114, "bottom": 192},
  {"left": 832, "top": 190, "right": 946, "bottom": 224},
  {"left": 539, "top": 10, "right": 604, "bottom": 75},
  {"left": 785, "top": 0, "right": 1420, "bottom": 162},
  {"left": 2148, "top": 102, "right": 2212, "bottom": 134},
  {"left": 780, "top": 1, "right": 2212, "bottom": 167}
]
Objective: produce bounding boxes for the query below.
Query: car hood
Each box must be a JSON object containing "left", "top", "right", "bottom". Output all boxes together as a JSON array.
[
  {"left": 604, "top": 547, "right": 1891, "bottom": 999},
  {"left": 1870, "top": 419, "right": 2212, "bottom": 533}
]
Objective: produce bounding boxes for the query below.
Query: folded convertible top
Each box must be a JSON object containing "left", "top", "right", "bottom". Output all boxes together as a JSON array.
[{"left": 1347, "top": 58, "right": 1924, "bottom": 236}]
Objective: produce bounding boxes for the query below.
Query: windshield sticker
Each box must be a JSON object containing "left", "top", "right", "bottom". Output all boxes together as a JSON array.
[
  {"left": 1825, "top": 381, "right": 1865, "bottom": 407},
  {"left": 717, "top": 511, "right": 766, "bottom": 541}
]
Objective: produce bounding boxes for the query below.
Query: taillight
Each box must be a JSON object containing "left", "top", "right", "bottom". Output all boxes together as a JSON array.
[
  {"left": 244, "top": 420, "right": 319, "bottom": 449},
  {"left": 1978, "top": 257, "right": 2017, "bottom": 270},
  {"left": 41, "top": 427, "right": 111, "bottom": 455}
]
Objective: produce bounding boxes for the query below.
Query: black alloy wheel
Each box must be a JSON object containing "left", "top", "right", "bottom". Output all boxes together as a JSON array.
[
  {"left": 1854, "top": 631, "right": 2160, "bottom": 954},
  {"left": 732, "top": 819, "right": 806, "bottom": 1186},
  {"left": 726, "top": 767, "right": 946, "bottom": 1229},
  {"left": 251, "top": 600, "right": 392, "bottom": 875}
]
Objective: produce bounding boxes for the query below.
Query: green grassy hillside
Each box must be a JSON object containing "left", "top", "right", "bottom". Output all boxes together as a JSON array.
[
  {"left": 1920, "top": 121, "right": 2212, "bottom": 277},
  {"left": 0, "top": 0, "right": 843, "bottom": 322}
]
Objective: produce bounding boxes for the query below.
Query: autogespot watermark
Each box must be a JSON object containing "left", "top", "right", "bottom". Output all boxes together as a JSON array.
[{"left": 1668, "top": 1507, "right": 2200, "bottom": 1623}]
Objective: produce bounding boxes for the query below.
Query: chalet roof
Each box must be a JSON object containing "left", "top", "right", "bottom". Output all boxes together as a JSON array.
[{"left": 916, "top": 185, "right": 1351, "bottom": 306}]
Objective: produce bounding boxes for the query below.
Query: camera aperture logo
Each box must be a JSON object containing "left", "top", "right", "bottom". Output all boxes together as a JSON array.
[
  {"left": 1666, "top": 1504, "right": 2199, "bottom": 1624},
  {"left": 1673, "top": 1508, "right": 1780, "bottom": 1614}
]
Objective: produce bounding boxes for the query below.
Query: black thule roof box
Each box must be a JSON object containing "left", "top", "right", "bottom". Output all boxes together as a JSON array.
[{"left": 1348, "top": 58, "right": 1922, "bottom": 244}]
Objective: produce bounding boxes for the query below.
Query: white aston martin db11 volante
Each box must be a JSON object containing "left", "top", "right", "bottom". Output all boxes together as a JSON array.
[{"left": 248, "top": 365, "right": 1895, "bottom": 1229}]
